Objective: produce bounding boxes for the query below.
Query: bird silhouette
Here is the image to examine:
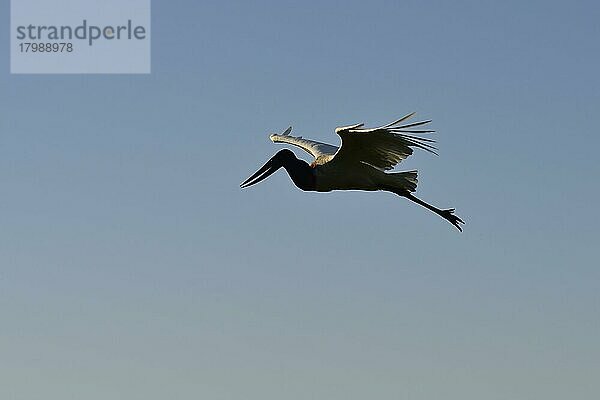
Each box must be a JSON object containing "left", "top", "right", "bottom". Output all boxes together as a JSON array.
[{"left": 241, "top": 113, "right": 464, "bottom": 231}]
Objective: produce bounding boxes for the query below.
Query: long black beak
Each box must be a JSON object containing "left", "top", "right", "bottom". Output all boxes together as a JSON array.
[{"left": 240, "top": 157, "right": 280, "bottom": 188}]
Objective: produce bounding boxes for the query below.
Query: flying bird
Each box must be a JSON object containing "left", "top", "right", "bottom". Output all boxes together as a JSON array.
[{"left": 240, "top": 113, "right": 464, "bottom": 231}]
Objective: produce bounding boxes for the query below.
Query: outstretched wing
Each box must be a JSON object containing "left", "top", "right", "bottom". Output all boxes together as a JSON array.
[
  {"left": 270, "top": 126, "right": 339, "bottom": 160},
  {"left": 332, "top": 113, "right": 437, "bottom": 170}
]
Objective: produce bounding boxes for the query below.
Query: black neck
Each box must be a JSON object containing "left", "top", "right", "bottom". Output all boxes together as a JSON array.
[
  {"left": 277, "top": 150, "right": 316, "bottom": 191},
  {"left": 284, "top": 158, "right": 315, "bottom": 191}
]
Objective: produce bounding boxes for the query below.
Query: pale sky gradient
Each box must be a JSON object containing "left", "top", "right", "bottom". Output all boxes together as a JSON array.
[{"left": 1, "top": 1, "right": 599, "bottom": 399}]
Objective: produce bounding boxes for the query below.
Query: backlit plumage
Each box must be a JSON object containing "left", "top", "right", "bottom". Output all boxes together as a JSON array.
[{"left": 241, "top": 113, "right": 464, "bottom": 231}]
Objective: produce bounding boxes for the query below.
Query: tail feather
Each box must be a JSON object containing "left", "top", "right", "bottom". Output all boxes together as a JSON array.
[{"left": 387, "top": 170, "right": 418, "bottom": 192}]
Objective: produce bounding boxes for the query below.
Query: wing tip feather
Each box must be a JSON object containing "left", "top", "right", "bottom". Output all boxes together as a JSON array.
[{"left": 270, "top": 126, "right": 293, "bottom": 142}]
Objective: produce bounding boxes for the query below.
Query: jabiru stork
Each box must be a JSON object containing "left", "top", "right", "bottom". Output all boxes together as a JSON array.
[{"left": 240, "top": 113, "right": 464, "bottom": 231}]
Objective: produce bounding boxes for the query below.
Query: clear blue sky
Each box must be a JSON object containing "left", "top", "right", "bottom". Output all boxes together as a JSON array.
[{"left": 1, "top": 1, "right": 599, "bottom": 399}]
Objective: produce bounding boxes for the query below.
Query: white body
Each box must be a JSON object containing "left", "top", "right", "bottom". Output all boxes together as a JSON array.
[{"left": 314, "top": 160, "right": 382, "bottom": 191}]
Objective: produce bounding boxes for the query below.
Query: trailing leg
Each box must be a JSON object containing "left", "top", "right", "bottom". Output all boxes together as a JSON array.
[
  {"left": 404, "top": 192, "right": 464, "bottom": 231},
  {"left": 384, "top": 186, "right": 464, "bottom": 231}
]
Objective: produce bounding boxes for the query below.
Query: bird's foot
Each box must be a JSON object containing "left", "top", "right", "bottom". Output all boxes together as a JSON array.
[{"left": 440, "top": 209, "right": 465, "bottom": 232}]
